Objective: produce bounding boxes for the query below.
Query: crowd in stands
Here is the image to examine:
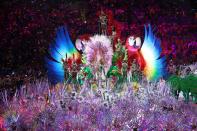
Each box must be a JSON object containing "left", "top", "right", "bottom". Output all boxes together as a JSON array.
[{"left": 0, "top": 0, "right": 196, "bottom": 90}]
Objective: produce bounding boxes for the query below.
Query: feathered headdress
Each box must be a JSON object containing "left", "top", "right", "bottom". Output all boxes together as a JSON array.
[{"left": 84, "top": 35, "right": 113, "bottom": 73}]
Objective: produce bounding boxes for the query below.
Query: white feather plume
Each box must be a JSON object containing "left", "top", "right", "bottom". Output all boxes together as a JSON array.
[{"left": 84, "top": 35, "right": 113, "bottom": 73}]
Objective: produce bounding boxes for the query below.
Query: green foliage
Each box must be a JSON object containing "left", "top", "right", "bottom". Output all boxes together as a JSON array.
[{"left": 167, "top": 74, "right": 197, "bottom": 103}]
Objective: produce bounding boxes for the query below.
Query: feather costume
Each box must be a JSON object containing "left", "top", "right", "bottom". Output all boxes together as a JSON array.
[
  {"left": 84, "top": 35, "right": 113, "bottom": 74},
  {"left": 126, "top": 24, "right": 166, "bottom": 81},
  {"left": 45, "top": 27, "right": 81, "bottom": 84}
]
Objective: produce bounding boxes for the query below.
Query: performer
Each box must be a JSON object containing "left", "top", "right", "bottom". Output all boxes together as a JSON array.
[
  {"left": 110, "top": 26, "right": 116, "bottom": 47},
  {"left": 122, "top": 60, "right": 128, "bottom": 79},
  {"left": 99, "top": 10, "right": 108, "bottom": 35},
  {"left": 70, "top": 60, "right": 81, "bottom": 92},
  {"left": 131, "top": 59, "right": 142, "bottom": 92},
  {"left": 61, "top": 54, "right": 69, "bottom": 81},
  {"left": 96, "top": 60, "right": 106, "bottom": 89},
  {"left": 167, "top": 59, "right": 176, "bottom": 75},
  {"left": 112, "top": 39, "right": 127, "bottom": 68}
]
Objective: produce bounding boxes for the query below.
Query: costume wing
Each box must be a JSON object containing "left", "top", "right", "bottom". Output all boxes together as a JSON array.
[
  {"left": 45, "top": 27, "right": 80, "bottom": 84},
  {"left": 140, "top": 24, "right": 166, "bottom": 81}
]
